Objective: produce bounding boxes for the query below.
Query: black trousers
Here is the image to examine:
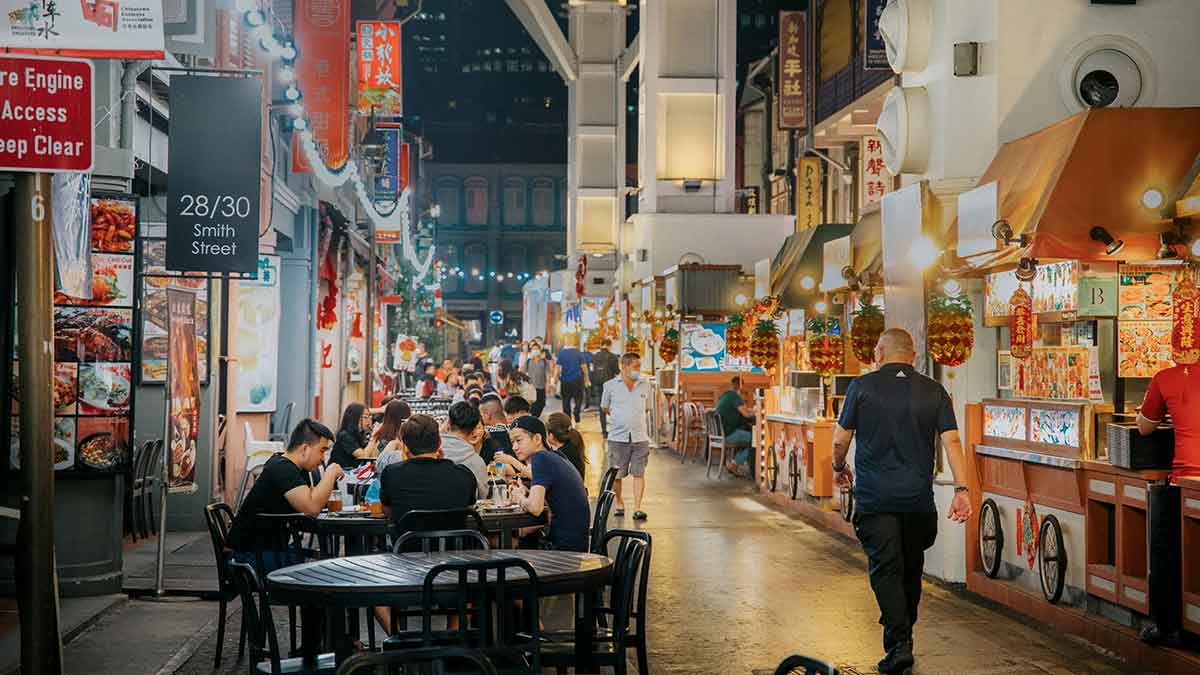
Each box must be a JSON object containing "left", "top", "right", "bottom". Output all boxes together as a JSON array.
[
  {"left": 531, "top": 388, "right": 547, "bottom": 417},
  {"left": 854, "top": 511, "right": 939, "bottom": 652},
  {"left": 1148, "top": 484, "right": 1181, "bottom": 633},
  {"left": 560, "top": 379, "right": 584, "bottom": 422}
]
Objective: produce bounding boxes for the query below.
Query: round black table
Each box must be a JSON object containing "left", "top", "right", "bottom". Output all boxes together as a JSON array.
[{"left": 268, "top": 550, "right": 612, "bottom": 667}]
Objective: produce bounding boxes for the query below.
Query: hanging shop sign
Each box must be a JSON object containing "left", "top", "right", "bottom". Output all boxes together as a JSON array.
[
  {"left": 233, "top": 255, "right": 281, "bottom": 412},
  {"left": 1172, "top": 272, "right": 1200, "bottom": 365},
  {"left": 1078, "top": 263, "right": 1118, "bottom": 317},
  {"left": 797, "top": 157, "right": 822, "bottom": 232},
  {"left": 0, "top": 55, "right": 93, "bottom": 173},
  {"left": 356, "top": 20, "right": 402, "bottom": 116},
  {"left": 777, "top": 11, "right": 806, "bottom": 130},
  {"left": 292, "top": 0, "right": 351, "bottom": 172},
  {"left": 1009, "top": 288, "right": 1033, "bottom": 360},
  {"left": 373, "top": 132, "right": 409, "bottom": 211},
  {"left": 859, "top": 135, "right": 892, "bottom": 210},
  {"left": 166, "top": 75, "right": 262, "bottom": 273},
  {"left": 166, "top": 287, "right": 200, "bottom": 493},
  {"left": 0, "top": 0, "right": 165, "bottom": 58},
  {"left": 862, "top": 0, "right": 890, "bottom": 70}
]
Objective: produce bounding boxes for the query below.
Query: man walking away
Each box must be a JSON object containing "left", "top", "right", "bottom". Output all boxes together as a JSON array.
[
  {"left": 832, "top": 329, "right": 971, "bottom": 673},
  {"left": 590, "top": 338, "right": 620, "bottom": 437},
  {"left": 521, "top": 340, "right": 550, "bottom": 416},
  {"left": 555, "top": 340, "right": 589, "bottom": 423},
  {"left": 601, "top": 352, "right": 652, "bottom": 520}
]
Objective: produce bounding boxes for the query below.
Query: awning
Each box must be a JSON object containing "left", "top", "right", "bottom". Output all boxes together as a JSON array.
[
  {"left": 960, "top": 107, "right": 1200, "bottom": 270},
  {"left": 769, "top": 223, "right": 855, "bottom": 307},
  {"left": 851, "top": 208, "right": 882, "bottom": 276}
]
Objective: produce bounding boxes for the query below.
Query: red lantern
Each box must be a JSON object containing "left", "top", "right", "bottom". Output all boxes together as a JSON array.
[
  {"left": 1009, "top": 288, "right": 1033, "bottom": 360},
  {"left": 1172, "top": 271, "right": 1200, "bottom": 365}
]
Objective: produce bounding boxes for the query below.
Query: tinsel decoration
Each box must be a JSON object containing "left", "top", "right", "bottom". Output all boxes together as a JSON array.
[
  {"left": 807, "top": 315, "right": 843, "bottom": 376},
  {"left": 927, "top": 291, "right": 974, "bottom": 367},
  {"left": 850, "top": 295, "right": 885, "bottom": 364},
  {"left": 726, "top": 312, "right": 750, "bottom": 357},
  {"left": 659, "top": 328, "right": 680, "bottom": 363},
  {"left": 750, "top": 319, "right": 780, "bottom": 369}
]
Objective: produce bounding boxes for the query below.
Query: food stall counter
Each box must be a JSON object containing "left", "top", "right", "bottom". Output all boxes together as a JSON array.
[{"left": 1177, "top": 476, "right": 1200, "bottom": 635}]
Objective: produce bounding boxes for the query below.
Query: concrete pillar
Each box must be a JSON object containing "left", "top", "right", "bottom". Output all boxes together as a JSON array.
[{"left": 567, "top": 1, "right": 628, "bottom": 255}]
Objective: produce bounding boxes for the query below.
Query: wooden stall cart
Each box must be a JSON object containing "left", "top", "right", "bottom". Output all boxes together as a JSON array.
[{"left": 1181, "top": 477, "right": 1200, "bottom": 636}]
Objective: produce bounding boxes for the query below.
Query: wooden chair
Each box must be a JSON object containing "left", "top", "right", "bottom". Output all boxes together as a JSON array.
[{"left": 678, "top": 401, "right": 707, "bottom": 464}]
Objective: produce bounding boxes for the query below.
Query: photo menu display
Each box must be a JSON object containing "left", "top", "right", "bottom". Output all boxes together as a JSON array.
[{"left": 140, "top": 239, "right": 210, "bottom": 384}]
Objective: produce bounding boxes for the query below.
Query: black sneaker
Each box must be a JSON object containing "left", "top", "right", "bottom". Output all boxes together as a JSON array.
[
  {"left": 633, "top": 511, "right": 647, "bottom": 521},
  {"left": 876, "top": 641, "right": 914, "bottom": 674},
  {"left": 1139, "top": 625, "right": 1181, "bottom": 647}
]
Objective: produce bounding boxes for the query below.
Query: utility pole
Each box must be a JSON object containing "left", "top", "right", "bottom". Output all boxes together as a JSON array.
[{"left": 15, "top": 172, "right": 63, "bottom": 674}]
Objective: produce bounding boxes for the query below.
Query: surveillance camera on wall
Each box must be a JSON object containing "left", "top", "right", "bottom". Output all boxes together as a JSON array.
[{"left": 1059, "top": 36, "right": 1156, "bottom": 112}]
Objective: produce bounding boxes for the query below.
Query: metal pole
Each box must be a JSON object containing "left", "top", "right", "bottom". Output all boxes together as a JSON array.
[
  {"left": 154, "top": 302, "right": 172, "bottom": 596},
  {"left": 365, "top": 218, "right": 376, "bottom": 405},
  {"left": 15, "top": 172, "right": 62, "bottom": 674}
]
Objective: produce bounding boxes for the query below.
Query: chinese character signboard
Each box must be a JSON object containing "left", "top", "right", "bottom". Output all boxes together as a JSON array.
[
  {"left": 859, "top": 135, "right": 892, "bottom": 208},
  {"left": 0, "top": 55, "right": 93, "bottom": 172},
  {"left": 796, "top": 156, "right": 822, "bottom": 232},
  {"left": 373, "top": 130, "right": 408, "bottom": 207},
  {"left": 777, "top": 11, "right": 806, "bottom": 130},
  {"left": 357, "top": 21, "right": 402, "bottom": 116},
  {"left": 1, "top": 0, "right": 165, "bottom": 58},
  {"left": 1009, "top": 288, "right": 1033, "bottom": 360},
  {"left": 862, "top": 0, "right": 890, "bottom": 70},
  {"left": 293, "top": 0, "right": 350, "bottom": 172}
]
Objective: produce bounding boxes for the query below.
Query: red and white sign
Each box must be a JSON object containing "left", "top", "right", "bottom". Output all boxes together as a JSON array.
[
  {"left": 292, "top": 0, "right": 351, "bottom": 173},
  {"left": 860, "top": 134, "right": 892, "bottom": 208},
  {"left": 356, "top": 21, "right": 402, "bottom": 116},
  {"left": 0, "top": 0, "right": 165, "bottom": 59},
  {"left": 0, "top": 55, "right": 93, "bottom": 173}
]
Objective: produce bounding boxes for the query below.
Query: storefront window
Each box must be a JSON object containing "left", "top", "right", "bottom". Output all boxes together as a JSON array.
[
  {"left": 464, "top": 177, "right": 488, "bottom": 225},
  {"left": 503, "top": 178, "right": 527, "bottom": 226},
  {"left": 531, "top": 178, "right": 555, "bottom": 226}
]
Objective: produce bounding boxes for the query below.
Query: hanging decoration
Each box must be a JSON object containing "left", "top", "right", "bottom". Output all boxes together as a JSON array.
[
  {"left": 1171, "top": 270, "right": 1200, "bottom": 365},
  {"left": 625, "top": 334, "right": 642, "bottom": 356},
  {"left": 927, "top": 290, "right": 975, "bottom": 367},
  {"left": 585, "top": 331, "right": 605, "bottom": 351},
  {"left": 807, "top": 315, "right": 843, "bottom": 376},
  {"left": 750, "top": 319, "right": 781, "bottom": 370},
  {"left": 850, "top": 294, "right": 885, "bottom": 364},
  {"left": 1009, "top": 287, "right": 1033, "bottom": 360},
  {"left": 726, "top": 312, "right": 750, "bottom": 357},
  {"left": 659, "top": 327, "right": 680, "bottom": 364}
]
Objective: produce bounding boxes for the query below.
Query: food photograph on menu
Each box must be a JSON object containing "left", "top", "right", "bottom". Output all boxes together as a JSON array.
[
  {"left": 140, "top": 239, "right": 210, "bottom": 383},
  {"left": 1118, "top": 264, "right": 1176, "bottom": 320},
  {"left": 77, "top": 363, "right": 132, "bottom": 416},
  {"left": 90, "top": 195, "right": 138, "bottom": 253},
  {"left": 53, "top": 307, "right": 134, "bottom": 363},
  {"left": 75, "top": 417, "right": 130, "bottom": 471},
  {"left": 1118, "top": 320, "right": 1174, "bottom": 378}
]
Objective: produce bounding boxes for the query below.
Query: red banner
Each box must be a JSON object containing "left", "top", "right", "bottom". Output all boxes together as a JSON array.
[
  {"left": 292, "top": 0, "right": 351, "bottom": 173},
  {"left": 0, "top": 56, "right": 93, "bottom": 173},
  {"left": 778, "top": 11, "right": 806, "bottom": 130},
  {"left": 1009, "top": 288, "right": 1033, "bottom": 360},
  {"left": 356, "top": 21, "right": 402, "bottom": 116},
  {"left": 1172, "top": 272, "right": 1200, "bottom": 365}
]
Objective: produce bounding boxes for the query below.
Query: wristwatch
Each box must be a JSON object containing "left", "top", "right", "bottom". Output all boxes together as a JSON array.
[
  {"left": 832, "top": 460, "right": 847, "bottom": 473},
  {"left": 953, "top": 485, "right": 969, "bottom": 493}
]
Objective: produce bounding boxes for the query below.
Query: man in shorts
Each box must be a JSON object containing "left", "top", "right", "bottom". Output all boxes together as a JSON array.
[{"left": 601, "top": 352, "right": 652, "bottom": 520}]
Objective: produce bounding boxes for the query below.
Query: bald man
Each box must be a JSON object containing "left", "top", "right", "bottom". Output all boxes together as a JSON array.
[{"left": 832, "top": 328, "right": 972, "bottom": 674}]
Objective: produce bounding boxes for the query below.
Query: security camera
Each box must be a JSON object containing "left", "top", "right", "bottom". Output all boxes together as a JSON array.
[{"left": 1074, "top": 49, "right": 1142, "bottom": 108}]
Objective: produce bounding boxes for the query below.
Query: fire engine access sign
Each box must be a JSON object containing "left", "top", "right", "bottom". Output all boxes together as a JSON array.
[{"left": 0, "top": 55, "right": 93, "bottom": 173}]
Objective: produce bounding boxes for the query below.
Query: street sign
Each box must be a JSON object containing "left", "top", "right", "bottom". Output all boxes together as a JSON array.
[
  {"left": 489, "top": 310, "right": 505, "bottom": 325},
  {"left": 0, "top": 55, "right": 93, "bottom": 173},
  {"left": 166, "top": 75, "right": 262, "bottom": 274},
  {"left": 0, "top": 0, "right": 166, "bottom": 59}
]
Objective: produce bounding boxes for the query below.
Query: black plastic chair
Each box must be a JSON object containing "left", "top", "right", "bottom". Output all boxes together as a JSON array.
[
  {"left": 254, "top": 513, "right": 321, "bottom": 656},
  {"left": 335, "top": 646, "right": 498, "bottom": 675},
  {"left": 598, "top": 466, "right": 618, "bottom": 496},
  {"left": 542, "top": 538, "right": 646, "bottom": 675},
  {"left": 227, "top": 560, "right": 337, "bottom": 675},
  {"left": 126, "top": 440, "right": 152, "bottom": 540},
  {"left": 384, "top": 528, "right": 491, "bottom": 647},
  {"left": 589, "top": 490, "right": 616, "bottom": 555},
  {"left": 205, "top": 503, "right": 247, "bottom": 668},
  {"left": 391, "top": 507, "right": 487, "bottom": 548},
  {"left": 773, "top": 654, "right": 840, "bottom": 675},
  {"left": 140, "top": 440, "right": 164, "bottom": 536}
]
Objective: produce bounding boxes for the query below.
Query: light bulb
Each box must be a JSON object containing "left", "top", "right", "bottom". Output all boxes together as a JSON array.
[
  {"left": 245, "top": 10, "right": 266, "bottom": 27},
  {"left": 735, "top": 293, "right": 748, "bottom": 306},
  {"left": 800, "top": 276, "right": 815, "bottom": 290},
  {"left": 284, "top": 86, "right": 300, "bottom": 101},
  {"left": 815, "top": 300, "right": 828, "bottom": 313},
  {"left": 908, "top": 236, "right": 940, "bottom": 270},
  {"left": 1142, "top": 188, "right": 1164, "bottom": 210}
]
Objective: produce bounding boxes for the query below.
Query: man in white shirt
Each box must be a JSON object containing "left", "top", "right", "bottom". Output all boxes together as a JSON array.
[{"left": 600, "top": 352, "right": 652, "bottom": 520}]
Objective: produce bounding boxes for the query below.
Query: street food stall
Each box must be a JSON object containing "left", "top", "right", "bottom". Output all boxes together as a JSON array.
[{"left": 957, "top": 107, "right": 1200, "bottom": 668}]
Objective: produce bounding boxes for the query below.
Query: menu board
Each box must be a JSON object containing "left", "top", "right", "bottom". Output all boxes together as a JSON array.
[
  {"left": 1030, "top": 406, "right": 1081, "bottom": 449},
  {"left": 1118, "top": 320, "right": 1173, "bottom": 378},
  {"left": 983, "top": 404, "right": 1026, "bottom": 441},
  {"left": 140, "top": 239, "right": 210, "bottom": 384},
  {"left": 1118, "top": 264, "right": 1177, "bottom": 320},
  {"left": 679, "top": 323, "right": 763, "bottom": 372},
  {"left": 1116, "top": 265, "right": 1193, "bottom": 378},
  {"left": 1012, "top": 346, "right": 1089, "bottom": 400},
  {"left": 11, "top": 194, "right": 138, "bottom": 472},
  {"left": 984, "top": 260, "right": 1079, "bottom": 324}
]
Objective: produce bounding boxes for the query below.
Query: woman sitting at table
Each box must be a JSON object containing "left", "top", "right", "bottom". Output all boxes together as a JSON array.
[
  {"left": 546, "top": 412, "right": 586, "bottom": 481},
  {"left": 226, "top": 419, "right": 342, "bottom": 573},
  {"left": 508, "top": 416, "right": 590, "bottom": 552},
  {"left": 328, "top": 402, "right": 377, "bottom": 470},
  {"left": 368, "top": 399, "right": 411, "bottom": 471}
]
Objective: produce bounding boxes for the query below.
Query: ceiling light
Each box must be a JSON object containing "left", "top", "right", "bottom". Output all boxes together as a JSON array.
[
  {"left": 1142, "top": 188, "right": 1164, "bottom": 210},
  {"left": 1090, "top": 226, "right": 1125, "bottom": 256},
  {"left": 1015, "top": 256, "right": 1038, "bottom": 283},
  {"left": 735, "top": 293, "right": 748, "bottom": 306},
  {"left": 800, "top": 276, "right": 816, "bottom": 290},
  {"left": 991, "top": 219, "right": 1030, "bottom": 248},
  {"left": 1157, "top": 232, "right": 1181, "bottom": 260},
  {"left": 908, "top": 236, "right": 940, "bottom": 270}
]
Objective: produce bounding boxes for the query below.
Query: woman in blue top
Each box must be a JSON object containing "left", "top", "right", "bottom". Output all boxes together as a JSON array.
[{"left": 508, "top": 415, "right": 590, "bottom": 551}]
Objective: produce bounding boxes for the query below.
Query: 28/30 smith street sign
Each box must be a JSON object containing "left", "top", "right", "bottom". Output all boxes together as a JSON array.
[{"left": 0, "top": 55, "right": 93, "bottom": 173}]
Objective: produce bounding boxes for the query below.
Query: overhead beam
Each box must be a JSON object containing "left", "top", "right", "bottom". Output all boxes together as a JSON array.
[
  {"left": 506, "top": 0, "right": 578, "bottom": 81},
  {"left": 619, "top": 32, "right": 639, "bottom": 81}
]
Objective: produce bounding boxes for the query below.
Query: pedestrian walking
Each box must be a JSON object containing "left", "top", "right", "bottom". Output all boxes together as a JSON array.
[
  {"left": 555, "top": 340, "right": 589, "bottom": 423},
  {"left": 590, "top": 338, "right": 620, "bottom": 437},
  {"left": 832, "top": 329, "right": 971, "bottom": 674},
  {"left": 601, "top": 352, "right": 651, "bottom": 520},
  {"left": 521, "top": 340, "right": 550, "bottom": 416}
]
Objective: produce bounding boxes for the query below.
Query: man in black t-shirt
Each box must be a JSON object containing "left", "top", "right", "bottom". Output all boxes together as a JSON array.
[
  {"left": 379, "top": 414, "right": 478, "bottom": 528},
  {"left": 478, "top": 395, "right": 511, "bottom": 464},
  {"left": 227, "top": 419, "right": 341, "bottom": 572}
]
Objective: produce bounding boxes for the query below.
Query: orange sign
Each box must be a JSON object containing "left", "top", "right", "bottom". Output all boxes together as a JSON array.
[
  {"left": 292, "top": 0, "right": 351, "bottom": 172},
  {"left": 356, "top": 21, "right": 402, "bottom": 116}
]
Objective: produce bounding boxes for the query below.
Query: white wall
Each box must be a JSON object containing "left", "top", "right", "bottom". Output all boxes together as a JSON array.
[{"left": 628, "top": 213, "right": 795, "bottom": 280}]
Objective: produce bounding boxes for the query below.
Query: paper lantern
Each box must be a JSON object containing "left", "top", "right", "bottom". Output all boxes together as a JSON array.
[
  {"left": 1009, "top": 288, "right": 1033, "bottom": 360},
  {"left": 1172, "top": 271, "right": 1200, "bottom": 365}
]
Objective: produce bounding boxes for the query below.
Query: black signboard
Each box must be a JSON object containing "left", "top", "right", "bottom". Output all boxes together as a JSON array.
[
  {"left": 166, "top": 75, "right": 262, "bottom": 273},
  {"left": 863, "top": 0, "right": 891, "bottom": 71}
]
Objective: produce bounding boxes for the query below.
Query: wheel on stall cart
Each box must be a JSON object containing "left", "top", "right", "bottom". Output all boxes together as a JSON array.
[
  {"left": 1039, "top": 514, "right": 1067, "bottom": 604},
  {"left": 767, "top": 446, "right": 780, "bottom": 493},
  {"left": 839, "top": 486, "right": 854, "bottom": 522},
  {"left": 979, "top": 498, "right": 1003, "bottom": 579},
  {"left": 788, "top": 451, "right": 802, "bottom": 500}
]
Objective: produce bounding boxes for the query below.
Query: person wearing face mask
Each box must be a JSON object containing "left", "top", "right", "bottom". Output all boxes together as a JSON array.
[
  {"left": 600, "top": 352, "right": 652, "bottom": 520},
  {"left": 439, "top": 402, "right": 490, "bottom": 499},
  {"left": 521, "top": 340, "right": 550, "bottom": 416}
]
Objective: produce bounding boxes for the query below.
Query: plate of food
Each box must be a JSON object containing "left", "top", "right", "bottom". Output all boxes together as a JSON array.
[
  {"left": 680, "top": 353, "right": 695, "bottom": 369},
  {"left": 78, "top": 432, "right": 121, "bottom": 470},
  {"left": 691, "top": 330, "right": 725, "bottom": 356},
  {"left": 696, "top": 356, "right": 719, "bottom": 370},
  {"left": 78, "top": 364, "right": 131, "bottom": 414}
]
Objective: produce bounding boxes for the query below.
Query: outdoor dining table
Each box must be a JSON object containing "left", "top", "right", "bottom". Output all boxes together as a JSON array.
[
  {"left": 267, "top": 549, "right": 613, "bottom": 668},
  {"left": 311, "top": 506, "right": 548, "bottom": 551}
]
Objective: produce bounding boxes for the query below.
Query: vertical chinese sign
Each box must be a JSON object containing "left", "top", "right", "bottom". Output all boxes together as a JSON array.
[
  {"left": 293, "top": 0, "right": 351, "bottom": 172},
  {"left": 796, "top": 157, "right": 822, "bottom": 232},
  {"left": 862, "top": 0, "right": 891, "bottom": 70},
  {"left": 166, "top": 288, "right": 200, "bottom": 492},
  {"left": 357, "top": 21, "right": 402, "bottom": 116},
  {"left": 860, "top": 135, "right": 893, "bottom": 208},
  {"left": 778, "top": 11, "right": 806, "bottom": 130}
]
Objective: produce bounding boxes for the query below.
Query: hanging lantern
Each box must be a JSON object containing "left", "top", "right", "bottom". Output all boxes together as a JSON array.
[
  {"left": 927, "top": 291, "right": 975, "bottom": 367},
  {"left": 750, "top": 319, "right": 781, "bottom": 369},
  {"left": 850, "top": 295, "right": 885, "bottom": 364},
  {"left": 659, "top": 328, "right": 680, "bottom": 363},
  {"left": 726, "top": 312, "right": 750, "bottom": 357},
  {"left": 807, "top": 315, "right": 843, "bottom": 376},
  {"left": 626, "top": 334, "right": 642, "bottom": 356},
  {"left": 1172, "top": 270, "right": 1200, "bottom": 365},
  {"left": 1009, "top": 287, "right": 1033, "bottom": 360}
]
